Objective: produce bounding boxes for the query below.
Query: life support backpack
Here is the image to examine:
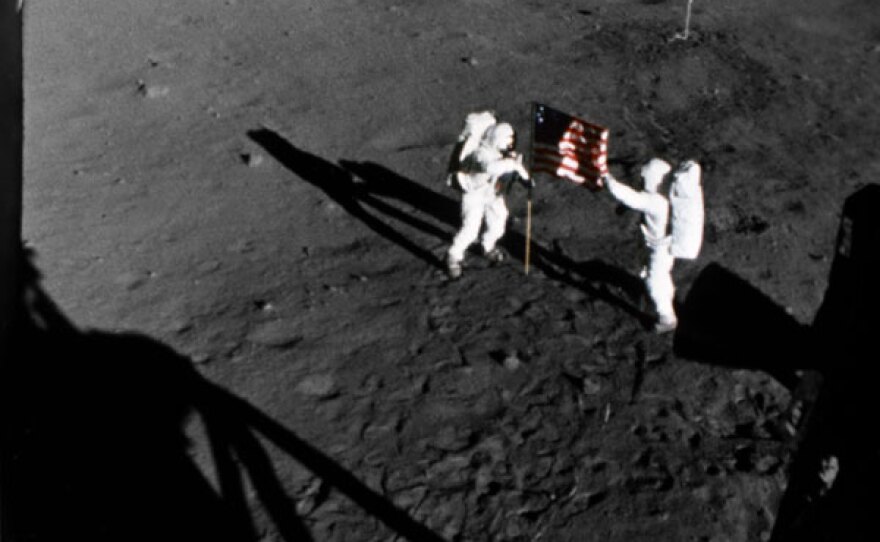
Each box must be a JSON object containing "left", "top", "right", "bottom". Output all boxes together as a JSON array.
[
  {"left": 447, "top": 111, "right": 497, "bottom": 192},
  {"left": 669, "top": 161, "right": 704, "bottom": 260}
]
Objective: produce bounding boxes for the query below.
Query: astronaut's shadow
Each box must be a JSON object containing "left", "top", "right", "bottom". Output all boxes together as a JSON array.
[
  {"left": 671, "top": 185, "right": 880, "bottom": 542},
  {"left": 248, "top": 128, "right": 652, "bottom": 325},
  {"left": 672, "top": 262, "right": 812, "bottom": 389},
  {"left": 248, "top": 128, "right": 447, "bottom": 269},
  {"left": 339, "top": 162, "right": 653, "bottom": 326}
]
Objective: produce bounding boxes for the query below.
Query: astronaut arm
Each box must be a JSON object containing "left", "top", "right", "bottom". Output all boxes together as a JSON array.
[
  {"left": 445, "top": 141, "right": 466, "bottom": 187},
  {"left": 604, "top": 174, "right": 651, "bottom": 212},
  {"left": 486, "top": 156, "right": 530, "bottom": 180},
  {"left": 447, "top": 141, "right": 465, "bottom": 174}
]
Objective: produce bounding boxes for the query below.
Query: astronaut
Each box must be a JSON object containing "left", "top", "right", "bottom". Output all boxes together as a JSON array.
[
  {"left": 601, "top": 158, "right": 693, "bottom": 333},
  {"left": 446, "top": 120, "right": 531, "bottom": 279}
]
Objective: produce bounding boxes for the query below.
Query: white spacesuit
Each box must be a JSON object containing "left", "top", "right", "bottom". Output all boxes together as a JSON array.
[
  {"left": 603, "top": 158, "right": 678, "bottom": 332},
  {"left": 446, "top": 122, "right": 531, "bottom": 279}
]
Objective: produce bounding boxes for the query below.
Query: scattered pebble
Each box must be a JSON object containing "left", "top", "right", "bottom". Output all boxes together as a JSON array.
[
  {"left": 197, "top": 260, "right": 221, "bottom": 274},
  {"left": 191, "top": 352, "right": 212, "bottom": 365},
  {"left": 253, "top": 299, "right": 275, "bottom": 312},
  {"left": 168, "top": 319, "right": 192, "bottom": 334},
  {"left": 246, "top": 320, "right": 302, "bottom": 347},
  {"left": 115, "top": 272, "right": 148, "bottom": 291},
  {"left": 228, "top": 239, "right": 254, "bottom": 253},
  {"left": 240, "top": 152, "right": 264, "bottom": 167},
  {"left": 136, "top": 80, "right": 170, "bottom": 98},
  {"left": 295, "top": 373, "right": 338, "bottom": 398},
  {"left": 503, "top": 351, "right": 522, "bottom": 371},
  {"left": 755, "top": 455, "right": 780, "bottom": 474}
]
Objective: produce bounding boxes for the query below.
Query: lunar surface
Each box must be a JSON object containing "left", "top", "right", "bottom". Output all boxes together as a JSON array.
[{"left": 10, "top": 0, "right": 880, "bottom": 540}]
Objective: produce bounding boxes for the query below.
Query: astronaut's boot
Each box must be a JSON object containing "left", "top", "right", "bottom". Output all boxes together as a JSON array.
[
  {"left": 446, "top": 254, "right": 463, "bottom": 279},
  {"left": 654, "top": 313, "right": 678, "bottom": 334},
  {"left": 485, "top": 247, "right": 505, "bottom": 264}
]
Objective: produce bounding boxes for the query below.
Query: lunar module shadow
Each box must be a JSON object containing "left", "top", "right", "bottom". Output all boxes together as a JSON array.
[
  {"left": 248, "top": 127, "right": 653, "bottom": 327},
  {"left": 2, "top": 248, "right": 445, "bottom": 542},
  {"left": 673, "top": 185, "right": 880, "bottom": 542}
]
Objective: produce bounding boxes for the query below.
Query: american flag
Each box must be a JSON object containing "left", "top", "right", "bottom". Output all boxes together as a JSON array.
[{"left": 531, "top": 103, "right": 608, "bottom": 190}]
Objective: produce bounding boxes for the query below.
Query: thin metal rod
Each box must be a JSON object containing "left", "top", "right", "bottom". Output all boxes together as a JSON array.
[{"left": 525, "top": 102, "right": 537, "bottom": 275}]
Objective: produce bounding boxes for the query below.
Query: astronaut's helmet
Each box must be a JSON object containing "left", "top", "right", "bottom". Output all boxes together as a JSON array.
[
  {"left": 640, "top": 158, "right": 672, "bottom": 193},
  {"left": 484, "top": 123, "right": 516, "bottom": 153}
]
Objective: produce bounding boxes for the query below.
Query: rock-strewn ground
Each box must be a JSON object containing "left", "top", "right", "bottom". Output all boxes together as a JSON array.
[{"left": 15, "top": 0, "right": 880, "bottom": 540}]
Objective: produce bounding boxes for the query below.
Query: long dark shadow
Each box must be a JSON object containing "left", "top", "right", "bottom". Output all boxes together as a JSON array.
[
  {"left": 247, "top": 128, "right": 442, "bottom": 268},
  {"left": 248, "top": 127, "right": 652, "bottom": 324},
  {"left": 5, "top": 251, "right": 254, "bottom": 541},
  {"left": 670, "top": 185, "right": 880, "bottom": 541},
  {"left": 223, "top": 414, "right": 314, "bottom": 542},
  {"left": 672, "top": 262, "right": 812, "bottom": 388},
  {"left": 5, "top": 247, "right": 444, "bottom": 542},
  {"left": 768, "top": 184, "right": 880, "bottom": 542},
  {"left": 340, "top": 159, "right": 652, "bottom": 325},
  {"left": 339, "top": 159, "right": 460, "bottom": 228},
  {"left": 203, "top": 410, "right": 261, "bottom": 540},
  {"left": 203, "top": 382, "right": 448, "bottom": 542}
]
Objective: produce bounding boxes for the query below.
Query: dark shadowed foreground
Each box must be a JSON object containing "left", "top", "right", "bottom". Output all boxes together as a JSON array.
[
  {"left": 19, "top": 0, "right": 880, "bottom": 540},
  {"left": 675, "top": 185, "right": 880, "bottom": 542},
  {"left": 4, "top": 249, "right": 446, "bottom": 542}
]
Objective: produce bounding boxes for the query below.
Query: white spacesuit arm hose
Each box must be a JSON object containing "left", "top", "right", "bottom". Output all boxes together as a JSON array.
[
  {"left": 604, "top": 174, "right": 652, "bottom": 212},
  {"left": 485, "top": 157, "right": 530, "bottom": 180}
]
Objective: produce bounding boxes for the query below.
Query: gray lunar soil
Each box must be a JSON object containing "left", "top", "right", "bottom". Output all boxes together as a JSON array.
[{"left": 13, "top": 0, "right": 880, "bottom": 540}]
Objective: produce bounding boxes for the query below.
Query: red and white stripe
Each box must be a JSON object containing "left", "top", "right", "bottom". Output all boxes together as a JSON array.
[{"left": 532, "top": 120, "right": 608, "bottom": 185}]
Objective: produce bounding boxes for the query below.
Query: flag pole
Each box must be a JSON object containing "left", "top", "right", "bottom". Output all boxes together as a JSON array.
[
  {"left": 525, "top": 196, "right": 532, "bottom": 275},
  {"left": 525, "top": 102, "right": 536, "bottom": 276}
]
